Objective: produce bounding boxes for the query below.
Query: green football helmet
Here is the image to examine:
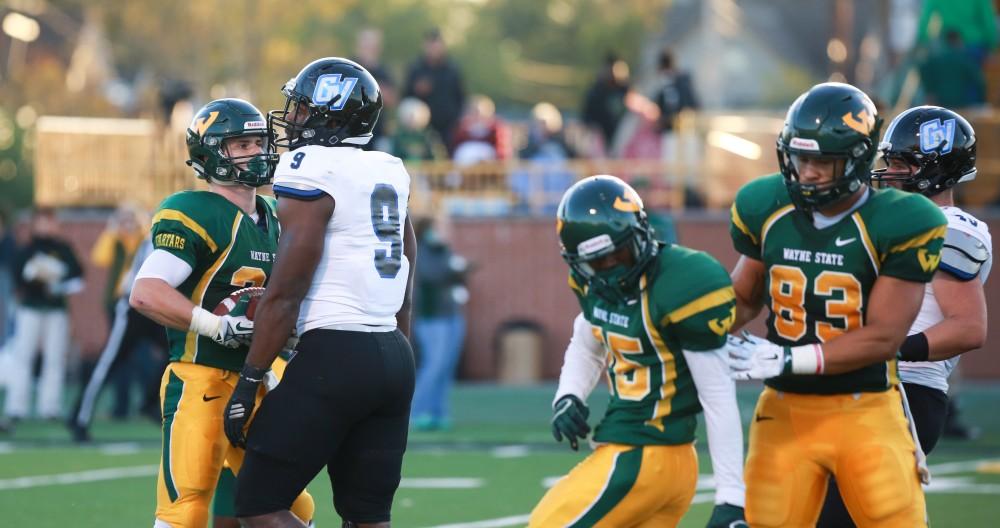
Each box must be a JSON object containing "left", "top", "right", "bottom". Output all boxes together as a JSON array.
[
  {"left": 186, "top": 98, "right": 277, "bottom": 187},
  {"left": 777, "top": 82, "right": 882, "bottom": 211},
  {"left": 556, "top": 175, "right": 658, "bottom": 304}
]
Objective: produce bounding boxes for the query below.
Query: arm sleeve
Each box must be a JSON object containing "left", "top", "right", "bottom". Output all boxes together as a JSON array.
[
  {"left": 272, "top": 148, "right": 334, "bottom": 202},
  {"left": 881, "top": 224, "right": 947, "bottom": 283},
  {"left": 553, "top": 313, "right": 607, "bottom": 407},
  {"left": 134, "top": 249, "right": 194, "bottom": 288},
  {"left": 730, "top": 202, "right": 761, "bottom": 259},
  {"left": 149, "top": 208, "right": 211, "bottom": 269},
  {"left": 683, "top": 347, "right": 745, "bottom": 507}
]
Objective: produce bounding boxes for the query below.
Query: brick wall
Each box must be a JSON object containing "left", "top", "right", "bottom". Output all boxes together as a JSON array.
[{"left": 51, "top": 212, "right": 1000, "bottom": 380}]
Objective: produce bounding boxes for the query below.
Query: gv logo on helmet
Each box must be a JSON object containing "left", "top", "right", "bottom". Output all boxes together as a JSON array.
[
  {"left": 919, "top": 118, "right": 956, "bottom": 155},
  {"left": 313, "top": 74, "right": 358, "bottom": 110}
]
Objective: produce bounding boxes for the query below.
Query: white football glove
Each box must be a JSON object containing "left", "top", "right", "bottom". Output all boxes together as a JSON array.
[
  {"left": 190, "top": 307, "right": 254, "bottom": 349},
  {"left": 215, "top": 314, "right": 254, "bottom": 348},
  {"left": 726, "top": 331, "right": 824, "bottom": 380}
]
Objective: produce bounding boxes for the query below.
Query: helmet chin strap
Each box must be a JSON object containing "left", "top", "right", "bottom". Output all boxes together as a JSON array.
[{"left": 208, "top": 176, "right": 253, "bottom": 189}]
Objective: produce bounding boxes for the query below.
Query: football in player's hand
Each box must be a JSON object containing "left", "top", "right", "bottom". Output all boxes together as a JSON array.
[{"left": 212, "top": 287, "right": 266, "bottom": 320}]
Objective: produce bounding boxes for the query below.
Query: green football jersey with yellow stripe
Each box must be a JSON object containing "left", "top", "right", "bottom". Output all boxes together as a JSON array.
[
  {"left": 150, "top": 190, "right": 280, "bottom": 372},
  {"left": 571, "top": 244, "right": 736, "bottom": 446},
  {"left": 730, "top": 173, "right": 946, "bottom": 394}
]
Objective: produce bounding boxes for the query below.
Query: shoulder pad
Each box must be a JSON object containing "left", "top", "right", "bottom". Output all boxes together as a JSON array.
[
  {"left": 939, "top": 227, "right": 989, "bottom": 281},
  {"left": 273, "top": 148, "right": 330, "bottom": 200}
]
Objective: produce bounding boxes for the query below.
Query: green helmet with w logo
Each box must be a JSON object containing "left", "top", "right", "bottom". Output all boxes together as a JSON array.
[
  {"left": 556, "top": 175, "right": 658, "bottom": 304},
  {"left": 777, "top": 82, "right": 882, "bottom": 211},
  {"left": 186, "top": 98, "right": 277, "bottom": 187}
]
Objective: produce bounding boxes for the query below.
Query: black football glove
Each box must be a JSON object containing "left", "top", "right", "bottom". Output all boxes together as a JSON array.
[
  {"left": 223, "top": 365, "right": 265, "bottom": 448},
  {"left": 551, "top": 394, "right": 590, "bottom": 451},
  {"left": 706, "top": 503, "right": 748, "bottom": 528}
]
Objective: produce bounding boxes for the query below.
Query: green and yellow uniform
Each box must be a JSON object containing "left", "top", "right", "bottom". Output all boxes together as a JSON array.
[
  {"left": 731, "top": 173, "right": 945, "bottom": 527},
  {"left": 530, "top": 245, "right": 736, "bottom": 527},
  {"left": 152, "top": 191, "right": 279, "bottom": 371},
  {"left": 150, "top": 191, "right": 312, "bottom": 527}
]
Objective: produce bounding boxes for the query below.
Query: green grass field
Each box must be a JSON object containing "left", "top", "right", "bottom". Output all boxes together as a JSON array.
[{"left": 1, "top": 383, "right": 999, "bottom": 527}]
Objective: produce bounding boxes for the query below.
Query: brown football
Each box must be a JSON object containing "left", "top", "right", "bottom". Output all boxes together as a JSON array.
[{"left": 212, "top": 286, "right": 266, "bottom": 320}]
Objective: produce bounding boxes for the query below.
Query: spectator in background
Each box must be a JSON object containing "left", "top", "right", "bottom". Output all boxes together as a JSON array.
[
  {"left": 451, "top": 95, "right": 511, "bottom": 165},
  {"left": 0, "top": 209, "right": 16, "bottom": 346},
  {"left": 0, "top": 208, "right": 83, "bottom": 433},
  {"left": 581, "top": 53, "right": 630, "bottom": 156},
  {"left": 68, "top": 236, "right": 168, "bottom": 443},
  {"left": 917, "top": 0, "right": 998, "bottom": 66},
  {"left": 89, "top": 204, "right": 147, "bottom": 420},
  {"left": 653, "top": 48, "right": 704, "bottom": 207},
  {"left": 654, "top": 48, "right": 699, "bottom": 143},
  {"left": 631, "top": 178, "right": 679, "bottom": 245},
  {"left": 920, "top": 29, "right": 988, "bottom": 108},
  {"left": 405, "top": 28, "right": 466, "bottom": 150},
  {"left": 411, "top": 216, "right": 470, "bottom": 431},
  {"left": 391, "top": 97, "right": 447, "bottom": 162},
  {"left": 353, "top": 27, "right": 397, "bottom": 152},
  {"left": 512, "top": 102, "right": 577, "bottom": 215}
]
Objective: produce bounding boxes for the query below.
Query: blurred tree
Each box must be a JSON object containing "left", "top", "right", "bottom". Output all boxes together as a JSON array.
[{"left": 0, "top": 107, "right": 33, "bottom": 209}]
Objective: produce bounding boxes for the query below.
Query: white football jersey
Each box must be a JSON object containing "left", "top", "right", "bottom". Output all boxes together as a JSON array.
[
  {"left": 272, "top": 145, "right": 411, "bottom": 333},
  {"left": 899, "top": 206, "right": 992, "bottom": 392}
]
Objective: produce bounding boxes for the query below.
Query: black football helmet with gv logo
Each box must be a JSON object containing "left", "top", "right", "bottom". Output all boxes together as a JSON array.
[
  {"left": 269, "top": 57, "right": 383, "bottom": 150},
  {"left": 871, "top": 106, "right": 977, "bottom": 196}
]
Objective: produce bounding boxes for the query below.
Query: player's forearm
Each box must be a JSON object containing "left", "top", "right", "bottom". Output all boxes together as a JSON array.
[
  {"left": 923, "top": 317, "right": 988, "bottom": 361},
  {"left": 243, "top": 294, "right": 299, "bottom": 371},
  {"left": 129, "top": 278, "right": 196, "bottom": 331},
  {"left": 819, "top": 326, "right": 905, "bottom": 374},
  {"left": 732, "top": 299, "right": 762, "bottom": 332},
  {"left": 730, "top": 256, "right": 765, "bottom": 331}
]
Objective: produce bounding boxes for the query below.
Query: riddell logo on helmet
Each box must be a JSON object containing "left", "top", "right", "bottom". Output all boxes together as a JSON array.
[
  {"left": 790, "top": 137, "right": 820, "bottom": 151},
  {"left": 244, "top": 120, "right": 266, "bottom": 130},
  {"left": 577, "top": 234, "right": 613, "bottom": 257}
]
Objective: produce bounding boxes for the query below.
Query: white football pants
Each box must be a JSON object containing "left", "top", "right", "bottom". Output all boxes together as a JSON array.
[{"left": 3, "top": 306, "right": 70, "bottom": 419}]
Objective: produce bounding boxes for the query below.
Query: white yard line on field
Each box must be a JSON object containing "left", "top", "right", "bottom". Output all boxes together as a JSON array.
[
  {"left": 0, "top": 465, "right": 157, "bottom": 490},
  {"left": 0, "top": 466, "right": 483, "bottom": 491},
  {"left": 432, "top": 458, "right": 1000, "bottom": 528},
  {"left": 422, "top": 492, "right": 716, "bottom": 528}
]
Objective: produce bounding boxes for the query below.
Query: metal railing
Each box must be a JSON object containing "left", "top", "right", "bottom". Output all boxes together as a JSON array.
[{"left": 33, "top": 111, "right": 1000, "bottom": 213}]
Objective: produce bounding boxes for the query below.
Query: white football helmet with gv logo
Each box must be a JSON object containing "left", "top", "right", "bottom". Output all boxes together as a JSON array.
[{"left": 268, "top": 57, "right": 383, "bottom": 149}]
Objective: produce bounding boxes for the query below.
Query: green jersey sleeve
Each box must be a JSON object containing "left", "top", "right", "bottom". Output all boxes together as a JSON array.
[
  {"left": 730, "top": 173, "right": 788, "bottom": 260},
  {"left": 150, "top": 193, "right": 221, "bottom": 268},
  {"left": 875, "top": 192, "right": 947, "bottom": 282},
  {"left": 655, "top": 250, "right": 737, "bottom": 351}
]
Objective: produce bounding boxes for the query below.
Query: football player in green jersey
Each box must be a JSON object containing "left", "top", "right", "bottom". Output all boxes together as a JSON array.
[
  {"left": 529, "top": 175, "right": 747, "bottom": 528},
  {"left": 726, "top": 83, "right": 946, "bottom": 528},
  {"left": 129, "top": 98, "right": 314, "bottom": 528}
]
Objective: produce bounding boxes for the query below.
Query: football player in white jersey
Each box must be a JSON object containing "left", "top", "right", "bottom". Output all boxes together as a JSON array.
[
  {"left": 818, "top": 106, "right": 991, "bottom": 527},
  {"left": 222, "top": 58, "right": 416, "bottom": 528}
]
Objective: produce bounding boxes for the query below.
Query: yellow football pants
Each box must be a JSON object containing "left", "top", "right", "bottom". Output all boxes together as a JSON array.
[
  {"left": 529, "top": 443, "right": 698, "bottom": 528},
  {"left": 154, "top": 361, "right": 314, "bottom": 527},
  {"left": 745, "top": 386, "right": 927, "bottom": 528}
]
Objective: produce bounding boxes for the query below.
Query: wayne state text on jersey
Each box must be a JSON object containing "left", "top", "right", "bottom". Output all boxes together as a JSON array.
[
  {"left": 782, "top": 248, "right": 846, "bottom": 266},
  {"left": 591, "top": 306, "right": 630, "bottom": 328}
]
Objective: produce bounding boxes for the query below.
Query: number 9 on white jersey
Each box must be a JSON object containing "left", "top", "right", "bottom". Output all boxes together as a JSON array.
[{"left": 272, "top": 145, "right": 411, "bottom": 333}]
